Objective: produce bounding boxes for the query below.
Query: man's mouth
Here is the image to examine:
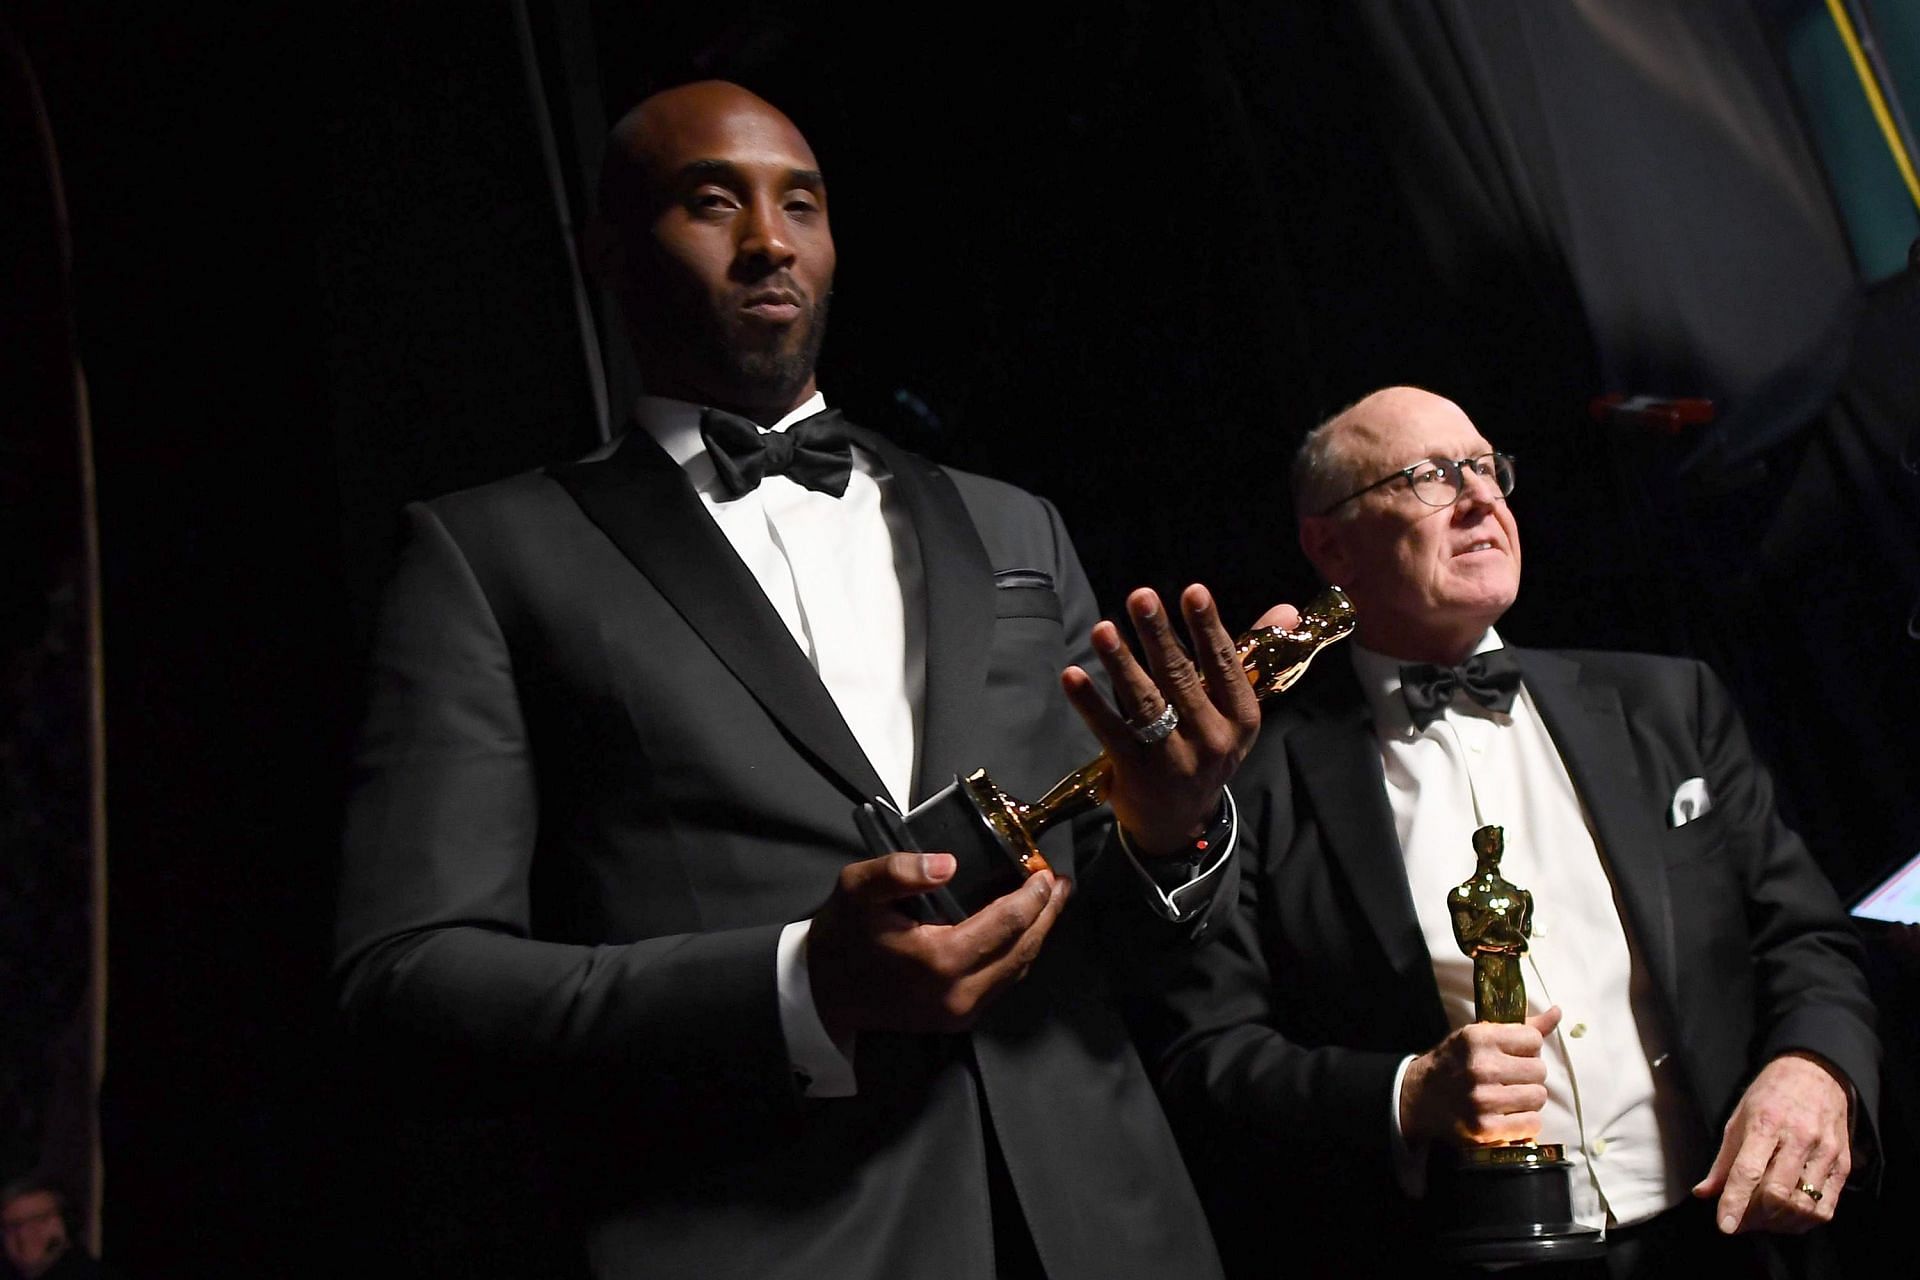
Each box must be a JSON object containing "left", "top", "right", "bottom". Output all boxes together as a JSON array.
[
  {"left": 1457, "top": 539, "right": 1500, "bottom": 556},
  {"left": 740, "top": 289, "right": 802, "bottom": 323}
]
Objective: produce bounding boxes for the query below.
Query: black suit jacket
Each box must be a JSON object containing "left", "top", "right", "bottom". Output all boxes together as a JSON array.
[
  {"left": 335, "top": 424, "right": 1222, "bottom": 1280},
  {"left": 1113, "top": 645, "right": 1879, "bottom": 1273}
]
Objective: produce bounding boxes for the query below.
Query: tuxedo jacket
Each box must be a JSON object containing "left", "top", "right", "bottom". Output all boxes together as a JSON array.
[
  {"left": 1112, "top": 645, "right": 1880, "bottom": 1273},
  {"left": 335, "top": 423, "right": 1223, "bottom": 1280}
]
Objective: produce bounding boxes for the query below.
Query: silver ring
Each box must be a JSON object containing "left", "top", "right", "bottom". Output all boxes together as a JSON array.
[{"left": 1127, "top": 701, "right": 1180, "bottom": 745}]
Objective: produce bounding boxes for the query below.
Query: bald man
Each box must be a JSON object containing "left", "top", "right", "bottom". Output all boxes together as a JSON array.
[
  {"left": 1113, "top": 388, "right": 1879, "bottom": 1278},
  {"left": 335, "top": 82, "right": 1267, "bottom": 1279}
]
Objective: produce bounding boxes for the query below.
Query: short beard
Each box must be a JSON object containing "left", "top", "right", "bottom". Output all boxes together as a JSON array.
[
  {"left": 714, "top": 289, "right": 830, "bottom": 407},
  {"left": 636, "top": 288, "right": 831, "bottom": 417}
]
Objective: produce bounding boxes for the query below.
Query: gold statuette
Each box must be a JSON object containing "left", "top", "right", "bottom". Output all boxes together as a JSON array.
[{"left": 1432, "top": 828, "right": 1600, "bottom": 1263}]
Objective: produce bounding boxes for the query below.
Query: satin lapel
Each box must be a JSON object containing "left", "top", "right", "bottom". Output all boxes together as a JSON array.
[
  {"left": 548, "top": 430, "right": 891, "bottom": 805},
  {"left": 1517, "top": 649, "right": 1681, "bottom": 1016},
  {"left": 1289, "top": 670, "right": 1435, "bottom": 986},
  {"left": 846, "top": 426, "right": 995, "bottom": 804}
]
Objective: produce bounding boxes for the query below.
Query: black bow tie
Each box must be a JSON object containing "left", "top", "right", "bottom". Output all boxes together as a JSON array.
[
  {"left": 1398, "top": 649, "right": 1522, "bottom": 730},
  {"left": 700, "top": 406, "right": 853, "bottom": 498}
]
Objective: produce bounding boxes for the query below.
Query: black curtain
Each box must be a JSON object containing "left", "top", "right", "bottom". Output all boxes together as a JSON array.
[{"left": 4, "top": 1, "right": 1914, "bottom": 1273}]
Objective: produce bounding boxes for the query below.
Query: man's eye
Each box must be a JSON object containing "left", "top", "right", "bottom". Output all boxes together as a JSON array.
[
  {"left": 1411, "top": 465, "right": 1448, "bottom": 486},
  {"left": 689, "top": 191, "right": 737, "bottom": 213},
  {"left": 1464, "top": 457, "right": 1495, "bottom": 478}
]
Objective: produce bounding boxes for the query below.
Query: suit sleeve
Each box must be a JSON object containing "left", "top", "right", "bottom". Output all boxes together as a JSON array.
[
  {"left": 1100, "top": 740, "right": 1410, "bottom": 1200},
  {"left": 334, "top": 502, "right": 795, "bottom": 1104},
  {"left": 1694, "top": 660, "right": 1881, "bottom": 1150}
]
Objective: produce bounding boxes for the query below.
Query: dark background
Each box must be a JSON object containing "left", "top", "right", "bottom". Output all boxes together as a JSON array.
[{"left": 3, "top": 0, "right": 1917, "bottom": 1273}]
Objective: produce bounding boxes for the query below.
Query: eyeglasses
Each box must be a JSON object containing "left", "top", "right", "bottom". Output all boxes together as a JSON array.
[{"left": 1319, "top": 451, "right": 1516, "bottom": 516}]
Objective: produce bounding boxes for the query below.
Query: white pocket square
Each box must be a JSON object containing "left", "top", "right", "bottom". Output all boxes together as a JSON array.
[{"left": 1669, "top": 776, "right": 1711, "bottom": 827}]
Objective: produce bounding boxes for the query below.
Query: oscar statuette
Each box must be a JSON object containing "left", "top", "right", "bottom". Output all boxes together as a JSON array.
[
  {"left": 1434, "top": 825, "right": 1604, "bottom": 1262},
  {"left": 852, "top": 587, "right": 1356, "bottom": 923}
]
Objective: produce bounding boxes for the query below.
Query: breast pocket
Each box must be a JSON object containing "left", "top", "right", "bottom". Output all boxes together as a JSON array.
[
  {"left": 1661, "top": 811, "right": 1725, "bottom": 866},
  {"left": 993, "top": 583, "right": 1063, "bottom": 622}
]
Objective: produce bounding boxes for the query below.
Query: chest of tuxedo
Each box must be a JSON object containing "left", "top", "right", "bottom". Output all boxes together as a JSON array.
[{"left": 436, "top": 464, "right": 1093, "bottom": 947}]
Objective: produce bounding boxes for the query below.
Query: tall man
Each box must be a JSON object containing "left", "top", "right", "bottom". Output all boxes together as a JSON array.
[
  {"left": 336, "top": 81, "right": 1282, "bottom": 1279},
  {"left": 1120, "top": 386, "right": 1879, "bottom": 1277}
]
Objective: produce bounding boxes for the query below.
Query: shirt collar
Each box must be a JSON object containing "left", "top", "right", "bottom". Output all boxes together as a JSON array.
[{"left": 1349, "top": 627, "right": 1505, "bottom": 737}]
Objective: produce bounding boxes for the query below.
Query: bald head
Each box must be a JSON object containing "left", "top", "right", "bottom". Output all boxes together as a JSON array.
[
  {"left": 600, "top": 82, "right": 820, "bottom": 229},
  {"left": 592, "top": 81, "right": 835, "bottom": 421},
  {"left": 1293, "top": 387, "right": 1475, "bottom": 519}
]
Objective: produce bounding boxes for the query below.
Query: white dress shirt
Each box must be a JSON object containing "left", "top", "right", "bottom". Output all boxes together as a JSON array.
[
  {"left": 1357, "top": 630, "right": 1704, "bottom": 1230},
  {"left": 630, "top": 394, "right": 1230, "bottom": 1099}
]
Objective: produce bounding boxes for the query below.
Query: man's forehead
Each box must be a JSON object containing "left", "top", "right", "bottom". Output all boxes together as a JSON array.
[
  {"left": 630, "top": 87, "right": 819, "bottom": 180},
  {"left": 1338, "top": 396, "right": 1490, "bottom": 470}
]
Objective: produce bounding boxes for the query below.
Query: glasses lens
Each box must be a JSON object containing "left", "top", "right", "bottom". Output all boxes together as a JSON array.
[
  {"left": 1408, "top": 461, "right": 1457, "bottom": 507},
  {"left": 1487, "top": 453, "right": 1515, "bottom": 496}
]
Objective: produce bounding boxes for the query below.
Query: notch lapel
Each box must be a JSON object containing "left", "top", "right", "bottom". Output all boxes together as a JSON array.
[
  {"left": 846, "top": 426, "right": 995, "bottom": 804},
  {"left": 548, "top": 429, "right": 891, "bottom": 805},
  {"left": 1517, "top": 649, "right": 1682, "bottom": 1018},
  {"left": 1289, "top": 671, "right": 1437, "bottom": 989}
]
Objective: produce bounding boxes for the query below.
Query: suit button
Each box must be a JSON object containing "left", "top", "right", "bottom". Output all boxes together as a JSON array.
[
  {"left": 1591, "top": 1138, "right": 1609, "bottom": 1157},
  {"left": 1569, "top": 1022, "right": 1588, "bottom": 1038}
]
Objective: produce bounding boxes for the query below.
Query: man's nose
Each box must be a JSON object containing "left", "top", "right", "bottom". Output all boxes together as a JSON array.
[
  {"left": 1457, "top": 464, "right": 1505, "bottom": 507},
  {"left": 735, "top": 196, "right": 796, "bottom": 269}
]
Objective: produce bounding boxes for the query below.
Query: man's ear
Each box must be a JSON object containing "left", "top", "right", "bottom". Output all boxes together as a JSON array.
[{"left": 1298, "top": 514, "right": 1352, "bottom": 587}]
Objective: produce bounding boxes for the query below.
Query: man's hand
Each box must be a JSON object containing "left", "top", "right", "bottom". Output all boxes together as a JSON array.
[
  {"left": 1692, "top": 1051, "right": 1852, "bottom": 1235},
  {"left": 1061, "top": 585, "right": 1298, "bottom": 856},
  {"left": 1399, "top": 1008, "right": 1562, "bottom": 1146},
  {"left": 807, "top": 852, "right": 1070, "bottom": 1042}
]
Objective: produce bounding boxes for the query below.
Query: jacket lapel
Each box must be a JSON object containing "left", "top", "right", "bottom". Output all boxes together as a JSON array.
[
  {"left": 846, "top": 426, "right": 996, "bottom": 805},
  {"left": 1516, "top": 649, "right": 1682, "bottom": 1017},
  {"left": 548, "top": 428, "right": 891, "bottom": 805},
  {"left": 1290, "top": 668, "right": 1437, "bottom": 989}
]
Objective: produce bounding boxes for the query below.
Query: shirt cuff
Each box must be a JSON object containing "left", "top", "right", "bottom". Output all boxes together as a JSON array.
[
  {"left": 776, "top": 919, "right": 857, "bottom": 1097},
  {"left": 1389, "top": 1053, "right": 1429, "bottom": 1199},
  {"left": 1115, "top": 789, "right": 1238, "bottom": 923}
]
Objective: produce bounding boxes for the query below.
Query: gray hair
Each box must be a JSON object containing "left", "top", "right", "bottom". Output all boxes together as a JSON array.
[{"left": 1290, "top": 399, "right": 1363, "bottom": 519}]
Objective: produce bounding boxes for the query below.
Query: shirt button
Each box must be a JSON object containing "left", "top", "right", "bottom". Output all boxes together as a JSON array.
[{"left": 1569, "top": 1022, "right": 1588, "bottom": 1038}]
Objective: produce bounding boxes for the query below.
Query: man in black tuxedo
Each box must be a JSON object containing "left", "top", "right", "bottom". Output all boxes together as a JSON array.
[
  {"left": 1117, "top": 386, "right": 1879, "bottom": 1277},
  {"left": 336, "top": 80, "right": 1285, "bottom": 1279}
]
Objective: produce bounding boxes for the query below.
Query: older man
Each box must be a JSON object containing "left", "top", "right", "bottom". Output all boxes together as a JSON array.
[
  {"left": 1120, "top": 386, "right": 1879, "bottom": 1277},
  {"left": 335, "top": 81, "right": 1288, "bottom": 1279}
]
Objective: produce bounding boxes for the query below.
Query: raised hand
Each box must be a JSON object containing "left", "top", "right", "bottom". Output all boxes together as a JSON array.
[{"left": 1060, "top": 585, "right": 1298, "bottom": 856}]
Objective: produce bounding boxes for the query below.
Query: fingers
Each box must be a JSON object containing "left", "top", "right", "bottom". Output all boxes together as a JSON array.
[
  {"left": 1404, "top": 1022, "right": 1555, "bottom": 1145},
  {"left": 1060, "top": 663, "right": 1138, "bottom": 756},
  {"left": 1250, "top": 602, "right": 1301, "bottom": 632},
  {"left": 959, "top": 871, "right": 1070, "bottom": 979},
  {"left": 939, "top": 873, "right": 1071, "bottom": 1027},
  {"left": 1702, "top": 1053, "right": 1855, "bottom": 1233},
  {"left": 836, "top": 851, "right": 956, "bottom": 905},
  {"left": 1714, "top": 1123, "right": 1778, "bottom": 1234},
  {"left": 1076, "top": 592, "right": 1197, "bottom": 750},
  {"left": 1692, "top": 1132, "right": 1736, "bottom": 1201},
  {"left": 1525, "top": 1005, "right": 1563, "bottom": 1039},
  {"left": 1180, "top": 585, "right": 1259, "bottom": 724}
]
